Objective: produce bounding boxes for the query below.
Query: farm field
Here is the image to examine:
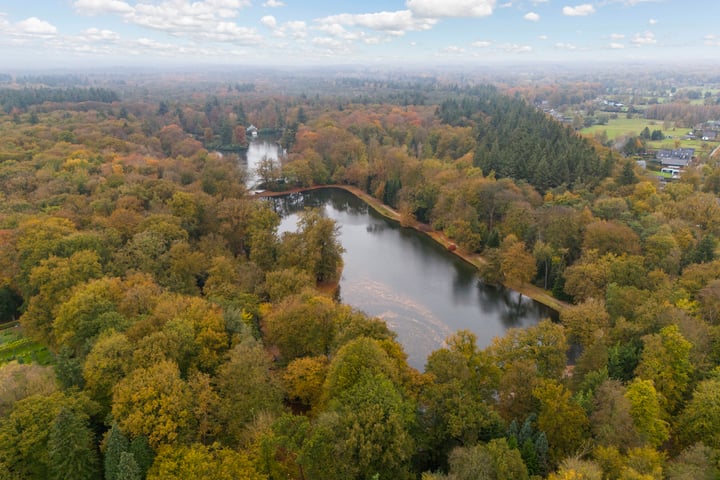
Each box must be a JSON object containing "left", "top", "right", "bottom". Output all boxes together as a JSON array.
[
  {"left": 581, "top": 116, "right": 717, "bottom": 158},
  {"left": 581, "top": 116, "right": 679, "bottom": 140},
  {"left": 0, "top": 324, "right": 52, "bottom": 366}
]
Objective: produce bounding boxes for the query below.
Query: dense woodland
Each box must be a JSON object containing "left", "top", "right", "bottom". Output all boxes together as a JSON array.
[{"left": 0, "top": 74, "right": 720, "bottom": 479}]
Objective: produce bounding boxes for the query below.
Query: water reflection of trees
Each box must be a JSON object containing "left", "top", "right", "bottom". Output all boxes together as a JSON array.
[
  {"left": 474, "top": 281, "right": 551, "bottom": 328},
  {"left": 499, "top": 291, "right": 532, "bottom": 328},
  {"left": 268, "top": 192, "right": 305, "bottom": 216},
  {"left": 326, "top": 189, "right": 368, "bottom": 216},
  {"left": 366, "top": 223, "right": 386, "bottom": 234},
  {"left": 270, "top": 189, "right": 369, "bottom": 218}
]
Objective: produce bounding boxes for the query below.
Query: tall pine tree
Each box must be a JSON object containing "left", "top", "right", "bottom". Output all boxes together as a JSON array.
[
  {"left": 48, "top": 408, "right": 100, "bottom": 480},
  {"left": 104, "top": 423, "right": 129, "bottom": 480}
]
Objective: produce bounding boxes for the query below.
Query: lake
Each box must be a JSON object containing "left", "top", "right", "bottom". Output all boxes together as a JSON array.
[
  {"left": 271, "top": 188, "right": 556, "bottom": 370},
  {"left": 238, "top": 137, "right": 283, "bottom": 188}
]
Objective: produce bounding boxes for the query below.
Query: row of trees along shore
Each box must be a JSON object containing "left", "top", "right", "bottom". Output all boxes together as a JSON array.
[{"left": 0, "top": 81, "right": 720, "bottom": 479}]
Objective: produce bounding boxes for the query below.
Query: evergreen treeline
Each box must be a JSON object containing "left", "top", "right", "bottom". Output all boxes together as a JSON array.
[
  {"left": 437, "top": 88, "right": 611, "bottom": 190},
  {"left": 0, "top": 87, "right": 119, "bottom": 112},
  {"left": 16, "top": 74, "right": 91, "bottom": 87}
]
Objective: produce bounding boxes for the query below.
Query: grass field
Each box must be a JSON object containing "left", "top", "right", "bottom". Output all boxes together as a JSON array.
[
  {"left": 581, "top": 116, "right": 717, "bottom": 158},
  {"left": 581, "top": 117, "right": 676, "bottom": 140},
  {"left": 0, "top": 324, "right": 53, "bottom": 366}
]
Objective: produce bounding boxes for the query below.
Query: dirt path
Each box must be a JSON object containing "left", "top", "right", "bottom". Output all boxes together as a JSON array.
[{"left": 257, "top": 184, "right": 570, "bottom": 315}]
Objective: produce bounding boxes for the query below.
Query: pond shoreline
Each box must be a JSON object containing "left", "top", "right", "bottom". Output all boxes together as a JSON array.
[{"left": 256, "top": 185, "right": 569, "bottom": 316}]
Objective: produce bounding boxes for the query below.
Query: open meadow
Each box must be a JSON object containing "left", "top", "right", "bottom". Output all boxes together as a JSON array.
[{"left": 0, "top": 324, "right": 52, "bottom": 366}]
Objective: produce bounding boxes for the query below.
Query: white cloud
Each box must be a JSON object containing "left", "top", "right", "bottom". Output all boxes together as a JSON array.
[
  {"left": 73, "top": 0, "right": 133, "bottom": 15},
  {"left": 47, "top": 37, "right": 115, "bottom": 56},
  {"left": 263, "top": 0, "right": 286, "bottom": 7},
  {"left": 442, "top": 45, "right": 465, "bottom": 54},
  {"left": 524, "top": 12, "right": 540, "bottom": 21},
  {"left": 16, "top": 17, "right": 57, "bottom": 36},
  {"left": 610, "top": 42, "right": 624, "bottom": 49},
  {"left": 317, "top": 10, "right": 436, "bottom": 36},
  {"left": 316, "top": 23, "right": 360, "bottom": 40},
  {"left": 204, "top": 22, "right": 259, "bottom": 42},
  {"left": 648, "top": 18, "right": 657, "bottom": 25},
  {"left": 261, "top": 15, "right": 277, "bottom": 28},
  {"left": 562, "top": 4, "right": 595, "bottom": 16},
  {"left": 407, "top": 0, "right": 496, "bottom": 18},
  {"left": 82, "top": 27, "right": 120, "bottom": 41},
  {"left": 311, "top": 40, "right": 353, "bottom": 58},
  {"left": 133, "top": 37, "right": 182, "bottom": 55},
  {"left": 72, "top": 0, "right": 257, "bottom": 43},
  {"left": 531, "top": 0, "right": 549, "bottom": 3},
  {"left": 285, "top": 21, "right": 308, "bottom": 38},
  {"left": 128, "top": 37, "right": 221, "bottom": 58},
  {"left": 131, "top": 3, "right": 218, "bottom": 31},
  {"left": 554, "top": 42, "right": 577, "bottom": 49},
  {"left": 632, "top": 31, "right": 656, "bottom": 45},
  {"left": 602, "top": 0, "right": 657, "bottom": 5},
  {"left": 471, "top": 40, "right": 492, "bottom": 47},
  {"left": 286, "top": 21, "right": 307, "bottom": 31},
  {"left": 311, "top": 37, "right": 333, "bottom": 46},
  {"left": 610, "top": 33, "right": 625, "bottom": 39},
  {"left": 501, "top": 43, "right": 532, "bottom": 53},
  {"left": 265, "top": 19, "right": 307, "bottom": 39},
  {"left": 37, "top": 24, "right": 123, "bottom": 57},
  {"left": 538, "top": 34, "right": 548, "bottom": 40},
  {"left": 130, "top": 37, "right": 228, "bottom": 59},
  {"left": 499, "top": 2, "right": 513, "bottom": 7},
  {"left": 705, "top": 34, "right": 720, "bottom": 47}
]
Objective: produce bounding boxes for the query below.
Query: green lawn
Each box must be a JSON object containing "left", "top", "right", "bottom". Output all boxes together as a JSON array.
[
  {"left": 0, "top": 324, "right": 53, "bottom": 366},
  {"left": 653, "top": 170, "right": 675, "bottom": 179},
  {"left": 581, "top": 117, "right": 672, "bottom": 140},
  {"left": 581, "top": 116, "right": 717, "bottom": 158}
]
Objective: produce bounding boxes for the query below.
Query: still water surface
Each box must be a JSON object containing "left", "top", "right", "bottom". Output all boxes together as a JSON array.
[
  {"left": 272, "top": 188, "right": 555, "bottom": 370},
  {"left": 238, "top": 138, "right": 283, "bottom": 188}
]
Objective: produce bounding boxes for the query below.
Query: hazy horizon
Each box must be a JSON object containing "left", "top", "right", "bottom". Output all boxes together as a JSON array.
[{"left": 1, "top": 0, "right": 718, "bottom": 71}]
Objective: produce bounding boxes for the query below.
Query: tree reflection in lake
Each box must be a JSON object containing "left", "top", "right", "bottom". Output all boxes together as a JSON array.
[
  {"left": 272, "top": 188, "right": 556, "bottom": 370},
  {"left": 239, "top": 139, "right": 283, "bottom": 189}
]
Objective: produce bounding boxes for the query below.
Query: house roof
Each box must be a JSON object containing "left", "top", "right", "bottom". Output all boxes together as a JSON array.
[
  {"left": 656, "top": 148, "right": 694, "bottom": 167},
  {"left": 660, "top": 157, "right": 691, "bottom": 167},
  {"left": 656, "top": 148, "right": 694, "bottom": 159}
]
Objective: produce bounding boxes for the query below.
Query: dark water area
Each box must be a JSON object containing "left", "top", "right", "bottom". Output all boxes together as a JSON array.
[{"left": 271, "top": 188, "right": 556, "bottom": 371}]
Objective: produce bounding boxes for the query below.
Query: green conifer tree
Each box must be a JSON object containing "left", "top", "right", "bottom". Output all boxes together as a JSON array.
[{"left": 48, "top": 408, "right": 100, "bottom": 480}]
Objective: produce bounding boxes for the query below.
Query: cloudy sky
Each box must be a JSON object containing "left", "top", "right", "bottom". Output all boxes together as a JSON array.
[{"left": 0, "top": 0, "right": 717, "bottom": 69}]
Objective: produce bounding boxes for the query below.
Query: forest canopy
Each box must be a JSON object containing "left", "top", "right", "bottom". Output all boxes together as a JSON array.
[{"left": 0, "top": 73, "right": 719, "bottom": 480}]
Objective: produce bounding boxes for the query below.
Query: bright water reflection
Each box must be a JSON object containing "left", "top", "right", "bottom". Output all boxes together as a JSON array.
[
  {"left": 238, "top": 138, "right": 283, "bottom": 188},
  {"left": 272, "top": 188, "right": 556, "bottom": 370}
]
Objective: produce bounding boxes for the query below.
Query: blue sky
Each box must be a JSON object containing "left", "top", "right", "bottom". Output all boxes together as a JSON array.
[{"left": 0, "top": 0, "right": 717, "bottom": 69}]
